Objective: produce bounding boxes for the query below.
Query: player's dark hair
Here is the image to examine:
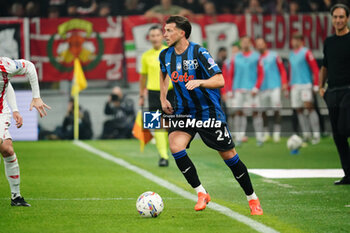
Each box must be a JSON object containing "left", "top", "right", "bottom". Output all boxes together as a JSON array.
[
  {"left": 255, "top": 36, "right": 264, "bottom": 41},
  {"left": 166, "top": 16, "right": 192, "bottom": 39},
  {"left": 218, "top": 47, "right": 227, "bottom": 52},
  {"left": 148, "top": 24, "right": 162, "bottom": 34},
  {"left": 331, "top": 3, "right": 350, "bottom": 17}
]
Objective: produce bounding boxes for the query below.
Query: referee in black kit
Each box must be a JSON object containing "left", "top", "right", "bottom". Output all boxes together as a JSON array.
[{"left": 320, "top": 3, "right": 350, "bottom": 185}]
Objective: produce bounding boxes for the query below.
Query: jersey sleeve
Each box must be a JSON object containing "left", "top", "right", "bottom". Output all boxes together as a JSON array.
[
  {"left": 222, "top": 59, "right": 231, "bottom": 94},
  {"left": 305, "top": 50, "right": 319, "bottom": 87},
  {"left": 140, "top": 53, "right": 148, "bottom": 75},
  {"left": 197, "top": 47, "right": 222, "bottom": 78},
  {"left": 159, "top": 49, "right": 167, "bottom": 76},
  {"left": 276, "top": 56, "right": 288, "bottom": 85},
  {"left": 6, "top": 82, "right": 19, "bottom": 112},
  {"left": 0, "top": 57, "right": 25, "bottom": 76},
  {"left": 255, "top": 57, "right": 264, "bottom": 90}
]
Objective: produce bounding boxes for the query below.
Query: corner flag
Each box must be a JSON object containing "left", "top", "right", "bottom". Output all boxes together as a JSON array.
[
  {"left": 71, "top": 58, "right": 87, "bottom": 96},
  {"left": 71, "top": 58, "right": 87, "bottom": 140},
  {"left": 132, "top": 111, "right": 153, "bottom": 152}
]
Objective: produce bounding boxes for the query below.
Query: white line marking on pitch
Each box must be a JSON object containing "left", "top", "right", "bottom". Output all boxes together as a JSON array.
[
  {"left": 249, "top": 169, "right": 344, "bottom": 179},
  {"left": 345, "top": 205, "right": 350, "bottom": 208},
  {"left": 0, "top": 197, "right": 182, "bottom": 201},
  {"left": 262, "top": 179, "right": 294, "bottom": 188},
  {"left": 74, "top": 140, "right": 279, "bottom": 233}
]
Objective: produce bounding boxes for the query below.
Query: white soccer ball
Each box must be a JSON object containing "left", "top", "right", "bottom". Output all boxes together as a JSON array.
[
  {"left": 136, "top": 191, "right": 164, "bottom": 218},
  {"left": 287, "top": 134, "right": 303, "bottom": 151}
]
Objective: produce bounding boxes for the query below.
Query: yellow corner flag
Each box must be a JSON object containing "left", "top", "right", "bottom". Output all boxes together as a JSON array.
[
  {"left": 132, "top": 111, "right": 153, "bottom": 152},
  {"left": 71, "top": 58, "right": 87, "bottom": 96},
  {"left": 71, "top": 58, "right": 87, "bottom": 140}
]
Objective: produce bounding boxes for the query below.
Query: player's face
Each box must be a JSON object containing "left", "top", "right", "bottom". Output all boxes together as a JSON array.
[
  {"left": 291, "top": 38, "right": 302, "bottom": 49},
  {"left": 332, "top": 8, "right": 349, "bottom": 32},
  {"left": 231, "top": 45, "right": 240, "bottom": 55},
  {"left": 149, "top": 29, "right": 163, "bottom": 48},
  {"left": 240, "top": 37, "right": 251, "bottom": 51},
  {"left": 255, "top": 38, "right": 266, "bottom": 53},
  {"left": 164, "top": 23, "right": 184, "bottom": 47}
]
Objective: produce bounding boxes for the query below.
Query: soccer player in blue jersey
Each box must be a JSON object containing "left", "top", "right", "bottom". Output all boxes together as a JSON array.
[
  {"left": 223, "top": 36, "right": 264, "bottom": 146},
  {"left": 159, "top": 16, "right": 263, "bottom": 215},
  {"left": 255, "top": 37, "right": 288, "bottom": 142},
  {"left": 289, "top": 33, "right": 320, "bottom": 144}
]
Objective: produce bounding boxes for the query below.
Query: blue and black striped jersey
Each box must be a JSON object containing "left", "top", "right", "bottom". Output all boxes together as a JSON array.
[{"left": 159, "top": 42, "right": 225, "bottom": 122}]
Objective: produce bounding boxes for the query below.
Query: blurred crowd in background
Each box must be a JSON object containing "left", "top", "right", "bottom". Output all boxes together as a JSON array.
[{"left": 0, "top": 0, "right": 348, "bottom": 18}]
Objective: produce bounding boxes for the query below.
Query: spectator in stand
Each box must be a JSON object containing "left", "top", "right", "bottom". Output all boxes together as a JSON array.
[
  {"left": 145, "top": 0, "right": 192, "bottom": 20},
  {"left": 67, "top": 0, "right": 98, "bottom": 17},
  {"left": 48, "top": 0, "right": 67, "bottom": 16},
  {"left": 98, "top": 2, "right": 111, "bottom": 17},
  {"left": 309, "top": 0, "right": 325, "bottom": 12},
  {"left": 101, "top": 87, "right": 135, "bottom": 139},
  {"left": 25, "top": 1, "right": 41, "bottom": 17},
  {"left": 261, "top": 0, "right": 279, "bottom": 14},
  {"left": 181, "top": 0, "right": 203, "bottom": 14},
  {"left": 219, "top": 4, "right": 233, "bottom": 14},
  {"left": 324, "top": 0, "right": 333, "bottom": 11},
  {"left": 275, "top": 0, "right": 289, "bottom": 14},
  {"left": 289, "top": 0, "right": 300, "bottom": 14},
  {"left": 48, "top": 6, "right": 60, "bottom": 18},
  {"left": 203, "top": 1, "right": 217, "bottom": 16},
  {"left": 122, "top": 0, "right": 145, "bottom": 15},
  {"left": 232, "top": 2, "right": 245, "bottom": 14},
  {"left": 245, "top": 0, "right": 264, "bottom": 14},
  {"left": 10, "top": 2, "right": 25, "bottom": 17}
]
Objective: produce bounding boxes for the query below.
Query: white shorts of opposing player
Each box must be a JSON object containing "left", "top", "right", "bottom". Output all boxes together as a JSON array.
[
  {"left": 260, "top": 88, "right": 282, "bottom": 142},
  {"left": 230, "top": 90, "right": 264, "bottom": 144},
  {"left": 0, "top": 113, "right": 12, "bottom": 140},
  {"left": 290, "top": 84, "right": 320, "bottom": 144}
]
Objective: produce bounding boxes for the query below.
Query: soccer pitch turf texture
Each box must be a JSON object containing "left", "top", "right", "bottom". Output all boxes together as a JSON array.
[{"left": 0, "top": 138, "right": 349, "bottom": 233}]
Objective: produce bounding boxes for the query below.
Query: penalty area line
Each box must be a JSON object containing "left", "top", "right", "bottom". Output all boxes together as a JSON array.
[
  {"left": 74, "top": 140, "right": 279, "bottom": 233},
  {"left": 0, "top": 197, "right": 183, "bottom": 201}
]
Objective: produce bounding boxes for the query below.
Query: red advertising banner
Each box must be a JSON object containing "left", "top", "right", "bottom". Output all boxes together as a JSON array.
[
  {"left": 123, "top": 13, "right": 331, "bottom": 83},
  {"left": 30, "top": 17, "right": 124, "bottom": 82},
  {"left": 122, "top": 14, "right": 246, "bottom": 83},
  {"left": 245, "top": 13, "right": 332, "bottom": 58}
]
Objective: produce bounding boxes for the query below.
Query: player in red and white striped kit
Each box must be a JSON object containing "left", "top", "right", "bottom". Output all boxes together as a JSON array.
[{"left": 0, "top": 57, "right": 50, "bottom": 206}]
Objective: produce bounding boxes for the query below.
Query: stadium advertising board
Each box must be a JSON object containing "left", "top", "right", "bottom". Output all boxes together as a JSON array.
[
  {"left": 30, "top": 17, "right": 124, "bottom": 81},
  {"left": 123, "top": 13, "right": 331, "bottom": 82}
]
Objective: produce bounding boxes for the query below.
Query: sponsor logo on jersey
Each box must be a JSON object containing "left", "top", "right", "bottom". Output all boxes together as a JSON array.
[
  {"left": 171, "top": 71, "right": 194, "bottom": 83},
  {"left": 183, "top": 59, "right": 198, "bottom": 70}
]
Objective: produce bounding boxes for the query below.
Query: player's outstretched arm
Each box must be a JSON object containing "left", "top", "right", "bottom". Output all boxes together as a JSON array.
[
  {"left": 185, "top": 73, "right": 225, "bottom": 90},
  {"left": 19, "top": 60, "right": 51, "bottom": 117}
]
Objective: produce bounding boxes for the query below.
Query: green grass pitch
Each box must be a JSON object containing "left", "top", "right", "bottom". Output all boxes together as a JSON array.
[{"left": 0, "top": 138, "right": 349, "bottom": 233}]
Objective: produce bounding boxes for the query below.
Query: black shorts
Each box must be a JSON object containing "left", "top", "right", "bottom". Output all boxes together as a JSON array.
[
  {"left": 168, "top": 121, "right": 235, "bottom": 152},
  {"left": 148, "top": 90, "right": 175, "bottom": 112}
]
